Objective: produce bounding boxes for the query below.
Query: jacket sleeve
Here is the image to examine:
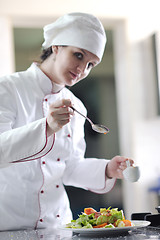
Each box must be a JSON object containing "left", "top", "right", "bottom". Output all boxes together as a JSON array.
[
  {"left": 62, "top": 101, "right": 116, "bottom": 194},
  {"left": 0, "top": 118, "right": 54, "bottom": 166},
  {"left": 0, "top": 78, "right": 54, "bottom": 166},
  {"left": 63, "top": 156, "right": 116, "bottom": 194}
]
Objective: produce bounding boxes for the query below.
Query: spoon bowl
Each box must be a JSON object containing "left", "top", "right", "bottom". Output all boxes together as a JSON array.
[
  {"left": 70, "top": 106, "right": 109, "bottom": 134},
  {"left": 92, "top": 124, "right": 109, "bottom": 134}
]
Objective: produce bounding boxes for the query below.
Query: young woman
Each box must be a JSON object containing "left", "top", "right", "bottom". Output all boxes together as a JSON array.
[{"left": 0, "top": 12, "right": 133, "bottom": 231}]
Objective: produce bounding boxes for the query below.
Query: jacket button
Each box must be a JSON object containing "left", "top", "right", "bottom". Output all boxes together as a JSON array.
[
  {"left": 56, "top": 185, "right": 59, "bottom": 188},
  {"left": 42, "top": 161, "right": 46, "bottom": 164},
  {"left": 57, "top": 158, "right": 60, "bottom": 161},
  {"left": 56, "top": 214, "right": 60, "bottom": 218},
  {"left": 41, "top": 190, "right": 44, "bottom": 194},
  {"left": 40, "top": 219, "right": 43, "bottom": 222},
  {"left": 44, "top": 98, "right": 48, "bottom": 101},
  {"left": 67, "top": 134, "right": 71, "bottom": 137}
]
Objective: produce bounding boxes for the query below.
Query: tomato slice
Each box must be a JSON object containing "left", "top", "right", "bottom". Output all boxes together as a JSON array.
[
  {"left": 123, "top": 220, "right": 132, "bottom": 226},
  {"left": 84, "top": 207, "right": 97, "bottom": 215},
  {"left": 93, "top": 223, "right": 108, "bottom": 228}
]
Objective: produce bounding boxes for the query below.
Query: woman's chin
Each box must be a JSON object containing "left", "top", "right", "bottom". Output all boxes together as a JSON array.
[{"left": 66, "top": 80, "right": 78, "bottom": 87}]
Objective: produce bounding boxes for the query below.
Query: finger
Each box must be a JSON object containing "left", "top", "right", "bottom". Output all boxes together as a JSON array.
[
  {"left": 117, "top": 169, "right": 124, "bottom": 179},
  {"left": 129, "top": 159, "right": 134, "bottom": 166},
  {"left": 62, "top": 99, "right": 72, "bottom": 107},
  {"left": 119, "top": 162, "right": 125, "bottom": 167},
  {"left": 53, "top": 113, "right": 73, "bottom": 121},
  {"left": 51, "top": 107, "right": 74, "bottom": 119},
  {"left": 59, "top": 118, "right": 71, "bottom": 126},
  {"left": 119, "top": 164, "right": 127, "bottom": 171},
  {"left": 50, "top": 99, "right": 72, "bottom": 108},
  {"left": 115, "top": 156, "right": 129, "bottom": 163},
  {"left": 58, "top": 106, "right": 74, "bottom": 115},
  {"left": 125, "top": 158, "right": 134, "bottom": 166},
  {"left": 119, "top": 159, "right": 134, "bottom": 169},
  {"left": 117, "top": 157, "right": 134, "bottom": 165}
]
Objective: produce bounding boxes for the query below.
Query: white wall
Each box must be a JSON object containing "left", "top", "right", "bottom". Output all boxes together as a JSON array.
[{"left": 0, "top": 17, "right": 15, "bottom": 76}]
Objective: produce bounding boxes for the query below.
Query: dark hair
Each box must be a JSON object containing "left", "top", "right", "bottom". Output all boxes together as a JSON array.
[{"left": 40, "top": 46, "right": 53, "bottom": 62}]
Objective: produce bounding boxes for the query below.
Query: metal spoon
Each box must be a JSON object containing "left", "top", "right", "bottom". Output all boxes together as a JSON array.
[{"left": 70, "top": 106, "right": 109, "bottom": 134}]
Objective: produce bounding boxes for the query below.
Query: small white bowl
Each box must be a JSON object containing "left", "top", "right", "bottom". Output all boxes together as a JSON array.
[{"left": 123, "top": 165, "right": 140, "bottom": 182}]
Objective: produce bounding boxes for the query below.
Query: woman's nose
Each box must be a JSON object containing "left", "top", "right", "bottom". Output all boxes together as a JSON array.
[{"left": 77, "top": 63, "right": 87, "bottom": 74}]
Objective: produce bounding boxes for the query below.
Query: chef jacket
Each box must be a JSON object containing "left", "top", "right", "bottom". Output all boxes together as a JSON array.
[{"left": 0, "top": 63, "right": 116, "bottom": 231}]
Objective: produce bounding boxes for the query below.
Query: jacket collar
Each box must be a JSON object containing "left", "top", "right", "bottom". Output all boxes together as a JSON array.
[{"left": 29, "top": 63, "right": 64, "bottom": 94}]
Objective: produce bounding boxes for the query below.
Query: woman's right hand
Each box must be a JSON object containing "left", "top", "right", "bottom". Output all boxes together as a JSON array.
[{"left": 46, "top": 99, "right": 74, "bottom": 136}]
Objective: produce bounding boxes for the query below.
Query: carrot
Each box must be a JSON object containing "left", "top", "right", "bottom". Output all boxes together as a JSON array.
[
  {"left": 93, "top": 223, "right": 108, "bottom": 228},
  {"left": 123, "top": 220, "right": 132, "bottom": 226},
  {"left": 84, "top": 207, "right": 97, "bottom": 215}
]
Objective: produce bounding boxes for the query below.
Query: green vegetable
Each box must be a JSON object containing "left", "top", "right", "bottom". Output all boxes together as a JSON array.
[
  {"left": 66, "top": 207, "right": 126, "bottom": 229},
  {"left": 96, "top": 215, "right": 109, "bottom": 225},
  {"left": 105, "top": 223, "right": 115, "bottom": 228}
]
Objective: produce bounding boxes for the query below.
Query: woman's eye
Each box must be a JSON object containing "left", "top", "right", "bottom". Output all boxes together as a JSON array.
[
  {"left": 74, "top": 52, "right": 83, "bottom": 59},
  {"left": 88, "top": 62, "right": 94, "bottom": 69}
]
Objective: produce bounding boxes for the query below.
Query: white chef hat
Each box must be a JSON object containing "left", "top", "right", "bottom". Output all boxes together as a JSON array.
[{"left": 42, "top": 12, "right": 107, "bottom": 61}]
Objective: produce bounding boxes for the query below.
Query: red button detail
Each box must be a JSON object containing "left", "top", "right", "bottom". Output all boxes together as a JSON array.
[
  {"left": 45, "top": 99, "right": 48, "bottom": 101},
  {"left": 67, "top": 134, "right": 71, "bottom": 137},
  {"left": 41, "top": 190, "right": 44, "bottom": 194},
  {"left": 57, "top": 158, "right": 60, "bottom": 161},
  {"left": 56, "top": 214, "right": 60, "bottom": 218},
  {"left": 56, "top": 185, "right": 59, "bottom": 188},
  {"left": 40, "top": 219, "right": 43, "bottom": 222},
  {"left": 42, "top": 161, "right": 46, "bottom": 164}
]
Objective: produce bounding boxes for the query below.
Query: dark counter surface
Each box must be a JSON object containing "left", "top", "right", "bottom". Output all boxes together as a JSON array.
[{"left": 0, "top": 226, "right": 160, "bottom": 240}]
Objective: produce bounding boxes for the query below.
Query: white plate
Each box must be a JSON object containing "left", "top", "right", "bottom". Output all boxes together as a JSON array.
[{"left": 60, "top": 220, "right": 151, "bottom": 236}]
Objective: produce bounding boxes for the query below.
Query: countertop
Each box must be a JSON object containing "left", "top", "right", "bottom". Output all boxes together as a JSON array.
[{"left": 0, "top": 226, "right": 160, "bottom": 240}]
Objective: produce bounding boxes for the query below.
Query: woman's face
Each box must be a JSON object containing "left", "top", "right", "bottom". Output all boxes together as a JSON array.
[{"left": 44, "top": 46, "right": 100, "bottom": 87}]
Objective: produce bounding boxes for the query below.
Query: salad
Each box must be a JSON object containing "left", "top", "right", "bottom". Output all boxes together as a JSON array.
[{"left": 66, "top": 207, "right": 134, "bottom": 229}]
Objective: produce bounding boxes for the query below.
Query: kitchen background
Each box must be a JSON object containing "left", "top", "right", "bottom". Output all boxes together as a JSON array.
[{"left": 0, "top": 0, "right": 160, "bottom": 219}]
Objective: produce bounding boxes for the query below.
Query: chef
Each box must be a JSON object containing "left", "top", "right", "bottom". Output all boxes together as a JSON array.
[{"left": 0, "top": 12, "right": 133, "bottom": 231}]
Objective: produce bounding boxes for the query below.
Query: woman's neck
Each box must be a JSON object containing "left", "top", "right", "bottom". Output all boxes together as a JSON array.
[{"left": 39, "top": 60, "right": 64, "bottom": 93}]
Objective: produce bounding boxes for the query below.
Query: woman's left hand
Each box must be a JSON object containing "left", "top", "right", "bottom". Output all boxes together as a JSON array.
[{"left": 106, "top": 156, "right": 134, "bottom": 179}]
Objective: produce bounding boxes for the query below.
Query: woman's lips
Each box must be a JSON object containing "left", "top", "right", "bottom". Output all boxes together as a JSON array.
[{"left": 69, "top": 71, "right": 79, "bottom": 80}]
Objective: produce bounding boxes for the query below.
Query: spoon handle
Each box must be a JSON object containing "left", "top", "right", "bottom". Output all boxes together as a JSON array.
[{"left": 70, "top": 106, "right": 93, "bottom": 125}]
